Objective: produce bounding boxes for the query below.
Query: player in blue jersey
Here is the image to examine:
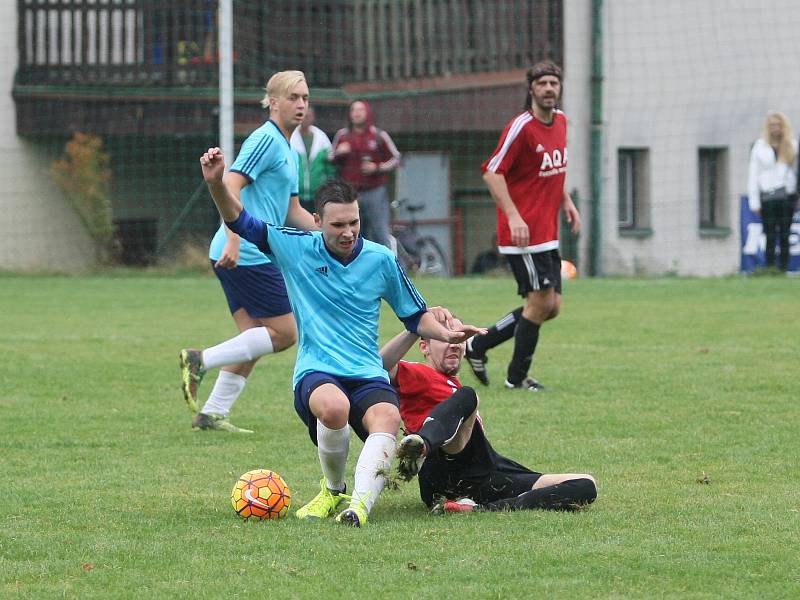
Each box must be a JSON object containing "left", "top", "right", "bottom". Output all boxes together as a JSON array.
[
  {"left": 180, "top": 71, "right": 316, "bottom": 433},
  {"left": 199, "top": 151, "right": 486, "bottom": 526}
]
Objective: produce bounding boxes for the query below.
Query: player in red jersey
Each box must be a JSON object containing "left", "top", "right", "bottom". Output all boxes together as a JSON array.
[
  {"left": 382, "top": 309, "right": 597, "bottom": 514},
  {"left": 466, "top": 61, "right": 580, "bottom": 391}
]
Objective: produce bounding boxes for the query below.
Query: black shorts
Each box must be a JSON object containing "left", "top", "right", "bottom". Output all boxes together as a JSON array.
[
  {"left": 506, "top": 249, "right": 562, "bottom": 297},
  {"left": 417, "top": 425, "right": 541, "bottom": 507}
]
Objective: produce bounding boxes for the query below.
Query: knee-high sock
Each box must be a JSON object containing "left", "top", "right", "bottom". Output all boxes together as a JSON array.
[
  {"left": 202, "top": 327, "right": 274, "bottom": 370},
  {"left": 417, "top": 386, "right": 478, "bottom": 452},
  {"left": 352, "top": 432, "right": 396, "bottom": 514},
  {"left": 317, "top": 422, "right": 350, "bottom": 493},
  {"left": 506, "top": 316, "right": 540, "bottom": 384},
  {"left": 469, "top": 307, "right": 522, "bottom": 356},
  {"left": 483, "top": 478, "right": 597, "bottom": 512},
  {"left": 200, "top": 371, "right": 246, "bottom": 416}
]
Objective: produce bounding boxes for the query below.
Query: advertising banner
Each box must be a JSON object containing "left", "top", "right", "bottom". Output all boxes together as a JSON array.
[{"left": 739, "top": 196, "right": 800, "bottom": 273}]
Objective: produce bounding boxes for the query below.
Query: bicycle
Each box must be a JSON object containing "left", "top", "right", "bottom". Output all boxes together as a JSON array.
[{"left": 389, "top": 198, "right": 450, "bottom": 277}]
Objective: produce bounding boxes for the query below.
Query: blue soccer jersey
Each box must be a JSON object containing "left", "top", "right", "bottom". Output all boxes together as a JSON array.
[
  {"left": 240, "top": 222, "right": 427, "bottom": 386},
  {"left": 209, "top": 120, "right": 299, "bottom": 266}
]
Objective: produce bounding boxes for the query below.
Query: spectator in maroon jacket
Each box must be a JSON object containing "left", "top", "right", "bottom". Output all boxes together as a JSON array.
[{"left": 329, "top": 100, "right": 401, "bottom": 248}]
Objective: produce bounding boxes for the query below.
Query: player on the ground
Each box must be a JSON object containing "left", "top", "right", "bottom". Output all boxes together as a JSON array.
[
  {"left": 465, "top": 60, "right": 580, "bottom": 392},
  {"left": 180, "top": 70, "right": 316, "bottom": 433},
  {"left": 382, "top": 312, "right": 597, "bottom": 513},
  {"left": 198, "top": 155, "right": 485, "bottom": 527}
]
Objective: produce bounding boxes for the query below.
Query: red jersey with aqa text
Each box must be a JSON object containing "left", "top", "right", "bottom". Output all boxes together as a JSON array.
[
  {"left": 482, "top": 110, "right": 568, "bottom": 254},
  {"left": 396, "top": 361, "right": 462, "bottom": 434}
]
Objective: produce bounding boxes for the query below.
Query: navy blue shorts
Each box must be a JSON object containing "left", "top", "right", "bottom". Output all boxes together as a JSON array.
[
  {"left": 294, "top": 372, "right": 399, "bottom": 445},
  {"left": 212, "top": 261, "right": 292, "bottom": 318}
]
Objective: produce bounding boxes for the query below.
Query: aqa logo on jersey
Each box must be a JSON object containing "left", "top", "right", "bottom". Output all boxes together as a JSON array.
[{"left": 539, "top": 147, "right": 568, "bottom": 177}]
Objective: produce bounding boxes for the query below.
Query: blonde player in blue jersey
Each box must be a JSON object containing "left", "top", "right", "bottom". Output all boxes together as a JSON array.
[
  {"left": 200, "top": 148, "right": 486, "bottom": 526},
  {"left": 180, "top": 71, "right": 316, "bottom": 433}
]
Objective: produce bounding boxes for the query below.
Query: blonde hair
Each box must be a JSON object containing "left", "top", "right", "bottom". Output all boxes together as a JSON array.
[
  {"left": 260, "top": 70, "right": 306, "bottom": 109},
  {"left": 762, "top": 111, "right": 796, "bottom": 165}
]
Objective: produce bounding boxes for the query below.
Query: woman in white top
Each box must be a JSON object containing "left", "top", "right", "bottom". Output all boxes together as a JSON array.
[{"left": 747, "top": 111, "right": 798, "bottom": 271}]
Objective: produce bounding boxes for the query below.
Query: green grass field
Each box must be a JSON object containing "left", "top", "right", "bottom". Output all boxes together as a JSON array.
[{"left": 2, "top": 273, "right": 798, "bottom": 598}]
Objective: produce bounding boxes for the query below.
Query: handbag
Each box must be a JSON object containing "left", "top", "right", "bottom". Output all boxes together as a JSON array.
[{"left": 760, "top": 186, "right": 788, "bottom": 203}]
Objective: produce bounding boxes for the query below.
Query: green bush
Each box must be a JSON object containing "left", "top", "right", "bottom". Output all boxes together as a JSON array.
[{"left": 51, "top": 132, "right": 114, "bottom": 263}]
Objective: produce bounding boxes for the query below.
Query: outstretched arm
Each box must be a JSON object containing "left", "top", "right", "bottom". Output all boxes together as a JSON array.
[
  {"left": 200, "top": 147, "right": 243, "bottom": 222},
  {"left": 383, "top": 306, "right": 477, "bottom": 380},
  {"left": 380, "top": 330, "right": 419, "bottom": 381},
  {"left": 201, "top": 147, "right": 270, "bottom": 253},
  {"left": 415, "top": 310, "right": 486, "bottom": 345},
  {"left": 215, "top": 171, "right": 250, "bottom": 269}
]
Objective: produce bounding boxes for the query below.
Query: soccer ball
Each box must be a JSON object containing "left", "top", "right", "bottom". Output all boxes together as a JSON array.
[
  {"left": 560, "top": 259, "right": 578, "bottom": 280},
  {"left": 231, "top": 469, "right": 291, "bottom": 520}
]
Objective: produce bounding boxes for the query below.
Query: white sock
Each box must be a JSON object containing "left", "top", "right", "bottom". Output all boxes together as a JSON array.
[
  {"left": 201, "top": 327, "right": 274, "bottom": 370},
  {"left": 317, "top": 422, "right": 350, "bottom": 492},
  {"left": 352, "top": 432, "right": 397, "bottom": 514},
  {"left": 200, "top": 371, "right": 247, "bottom": 417}
]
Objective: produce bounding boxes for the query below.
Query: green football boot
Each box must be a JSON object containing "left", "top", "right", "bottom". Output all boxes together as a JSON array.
[
  {"left": 191, "top": 412, "right": 253, "bottom": 434},
  {"left": 336, "top": 499, "right": 369, "bottom": 528},
  {"left": 179, "top": 348, "right": 205, "bottom": 413},
  {"left": 295, "top": 479, "right": 348, "bottom": 521}
]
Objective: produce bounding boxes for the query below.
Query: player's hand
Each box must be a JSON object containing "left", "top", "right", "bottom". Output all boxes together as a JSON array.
[
  {"left": 216, "top": 235, "right": 240, "bottom": 269},
  {"left": 508, "top": 214, "right": 529, "bottom": 247},
  {"left": 444, "top": 322, "right": 488, "bottom": 344},
  {"left": 427, "top": 306, "right": 456, "bottom": 329},
  {"left": 440, "top": 316, "right": 487, "bottom": 343},
  {"left": 336, "top": 142, "right": 351, "bottom": 155},
  {"left": 563, "top": 200, "right": 581, "bottom": 234},
  {"left": 360, "top": 161, "right": 378, "bottom": 175},
  {"left": 200, "top": 147, "right": 226, "bottom": 183}
]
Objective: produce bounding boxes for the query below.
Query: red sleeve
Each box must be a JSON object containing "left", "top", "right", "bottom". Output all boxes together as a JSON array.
[{"left": 482, "top": 115, "right": 525, "bottom": 175}]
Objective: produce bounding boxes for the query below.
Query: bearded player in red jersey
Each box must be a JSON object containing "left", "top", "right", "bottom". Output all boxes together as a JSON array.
[
  {"left": 466, "top": 61, "right": 580, "bottom": 391},
  {"left": 381, "top": 309, "right": 596, "bottom": 514}
]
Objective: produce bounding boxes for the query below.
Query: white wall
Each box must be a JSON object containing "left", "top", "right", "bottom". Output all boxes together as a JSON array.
[
  {"left": 565, "top": 0, "right": 800, "bottom": 275},
  {"left": 563, "top": 0, "right": 593, "bottom": 269},
  {"left": 0, "top": 3, "right": 94, "bottom": 272}
]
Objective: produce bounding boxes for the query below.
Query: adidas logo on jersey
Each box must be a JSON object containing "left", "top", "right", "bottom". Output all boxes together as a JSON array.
[
  {"left": 535, "top": 143, "right": 545, "bottom": 153},
  {"left": 315, "top": 266, "right": 328, "bottom": 277}
]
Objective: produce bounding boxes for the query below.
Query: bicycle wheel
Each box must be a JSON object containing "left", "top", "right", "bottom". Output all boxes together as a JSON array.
[
  {"left": 415, "top": 237, "right": 450, "bottom": 277},
  {"left": 391, "top": 234, "right": 418, "bottom": 274}
]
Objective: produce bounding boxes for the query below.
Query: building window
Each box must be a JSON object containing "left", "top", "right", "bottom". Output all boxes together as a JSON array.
[
  {"left": 698, "top": 147, "right": 728, "bottom": 230},
  {"left": 618, "top": 148, "right": 650, "bottom": 231}
]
